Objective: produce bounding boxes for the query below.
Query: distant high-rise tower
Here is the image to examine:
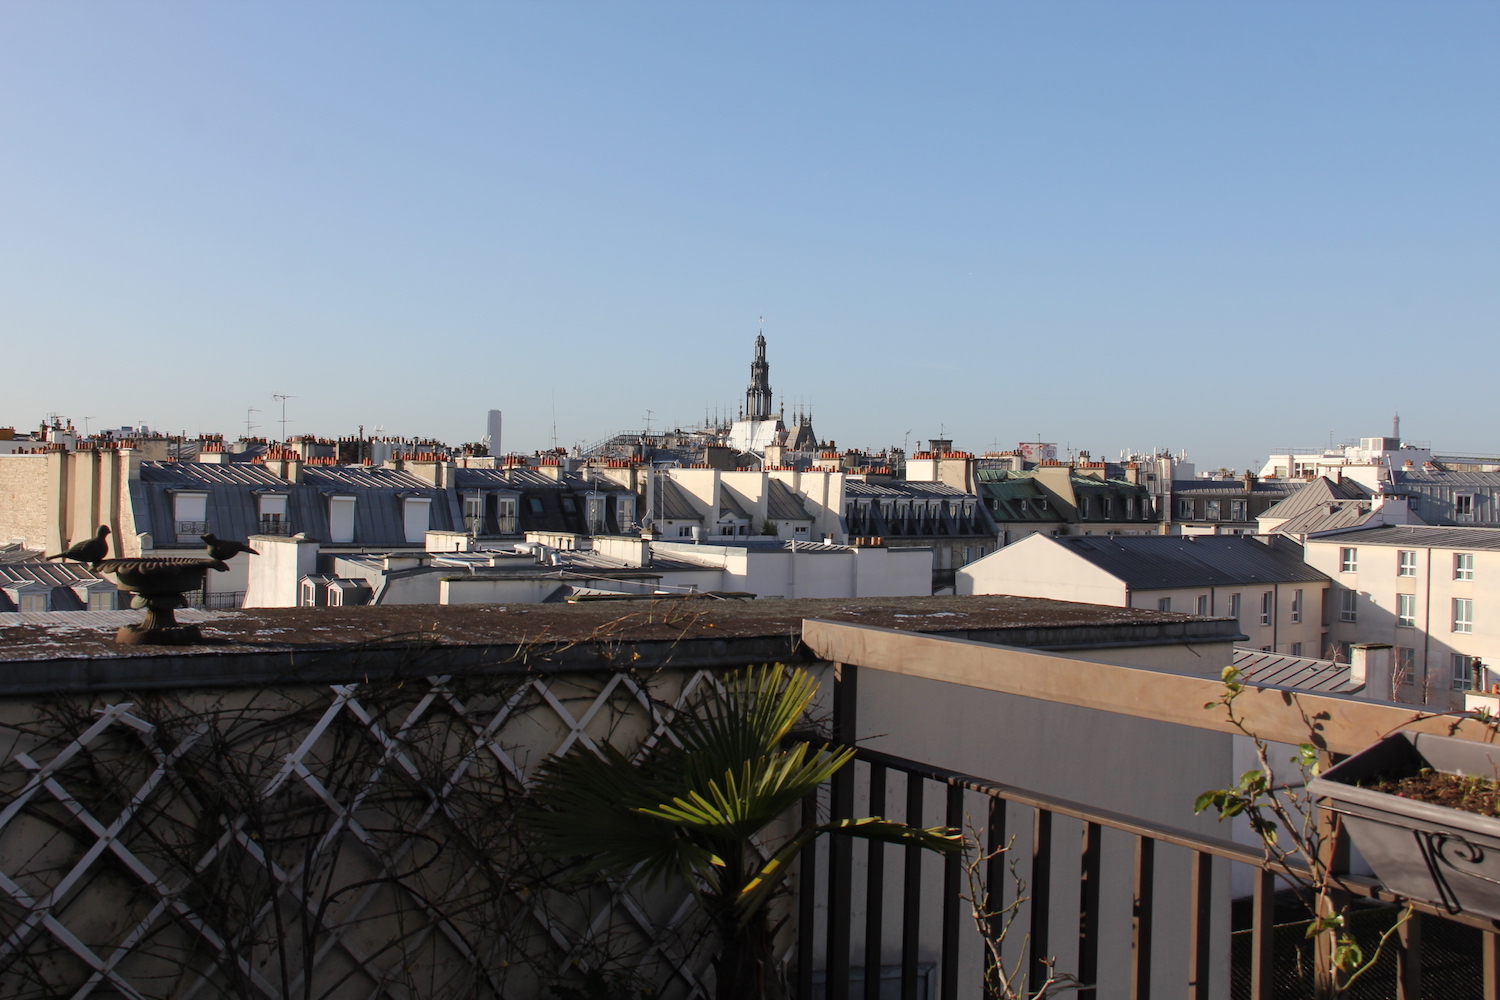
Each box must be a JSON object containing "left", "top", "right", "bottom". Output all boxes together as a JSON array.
[
  {"left": 745, "top": 334, "right": 773, "bottom": 420},
  {"left": 486, "top": 410, "right": 503, "bottom": 457}
]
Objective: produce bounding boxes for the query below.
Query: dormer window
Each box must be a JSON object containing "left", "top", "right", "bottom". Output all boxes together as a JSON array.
[
  {"left": 327, "top": 495, "right": 356, "bottom": 544},
  {"left": 172, "top": 491, "right": 209, "bottom": 543},
  {"left": 614, "top": 494, "right": 635, "bottom": 529},
  {"left": 257, "top": 493, "right": 290, "bottom": 536},
  {"left": 401, "top": 496, "right": 432, "bottom": 544}
]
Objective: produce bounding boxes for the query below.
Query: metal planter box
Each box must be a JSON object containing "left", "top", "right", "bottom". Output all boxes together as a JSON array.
[{"left": 1309, "top": 731, "right": 1500, "bottom": 919}]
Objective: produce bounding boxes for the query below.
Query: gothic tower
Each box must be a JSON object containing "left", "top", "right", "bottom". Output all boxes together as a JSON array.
[{"left": 745, "top": 333, "right": 773, "bottom": 420}]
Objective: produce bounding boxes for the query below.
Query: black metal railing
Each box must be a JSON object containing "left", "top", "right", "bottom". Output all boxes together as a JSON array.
[
  {"left": 180, "top": 590, "right": 246, "bottom": 610},
  {"left": 174, "top": 520, "right": 209, "bottom": 541},
  {"left": 257, "top": 519, "right": 293, "bottom": 536},
  {"left": 800, "top": 745, "right": 1498, "bottom": 1000}
]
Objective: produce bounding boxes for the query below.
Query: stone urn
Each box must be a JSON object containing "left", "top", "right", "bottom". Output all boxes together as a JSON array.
[{"left": 95, "top": 557, "right": 229, "bottom": 645}]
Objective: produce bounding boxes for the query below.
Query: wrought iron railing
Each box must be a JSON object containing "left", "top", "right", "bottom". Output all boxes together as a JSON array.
[
  {"left": 179, "top": 590, "right": 246, "bottom": 610},
  {"left": 800, "top": 744, "right": 1494, "bottom": 1000},
  {"left": 257, "top": 519, "right": 293, "bottom": 536},
  {"left": 174, "top": 520, "right": 209, "bottom": 541}
]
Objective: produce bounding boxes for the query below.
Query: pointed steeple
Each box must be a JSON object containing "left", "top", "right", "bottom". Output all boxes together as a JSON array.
[{"left": 745, "top": 328, "right": 773, "bottom": 420}]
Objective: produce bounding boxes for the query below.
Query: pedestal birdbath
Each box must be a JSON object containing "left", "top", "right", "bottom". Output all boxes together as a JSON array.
[{"left": 95, "top": 557, "right": 230, "bottom": 645}]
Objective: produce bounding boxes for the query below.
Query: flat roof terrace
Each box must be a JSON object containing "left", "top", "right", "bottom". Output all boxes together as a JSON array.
[{"left": 0, "top": 595, "right": 1242, "bottom": 694}]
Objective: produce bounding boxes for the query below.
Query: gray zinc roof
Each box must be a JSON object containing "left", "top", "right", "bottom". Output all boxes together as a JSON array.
[
  {"left": 1053, "top": 535, "right": 1329, "bottom": 589},
  {"left": 1233, "top": 648, "right": 1356, "bottom": 694},
  {"left": 1310, "top": 524, "right": 1500, "bottom": 550},
  {"left": 1271, "top": 502, "right": 1374, "bottom": 537},
  {"left": 766, "top": 478, "right": 812, "bottom": 521},
  {"left": 135, "top": 461, "right": 457, "bottom": 547},
  {"left": 1260, "top": 477, "right": 1372, "bottom": 521},
  {"left": 1393, "top": 469, "right": 1500, "bottom": 488}
]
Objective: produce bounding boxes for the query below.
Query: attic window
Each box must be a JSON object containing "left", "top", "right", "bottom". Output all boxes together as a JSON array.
[
  {"left": 529, "top": 497, "right": 545, "bottom": 515},
  {"left": 560, "top": 496, "right": 577, "bottom": 514}
]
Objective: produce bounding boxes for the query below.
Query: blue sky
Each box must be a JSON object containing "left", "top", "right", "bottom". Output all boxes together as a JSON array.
[{"left": 2, "top": 2, "right": 1495, "bottom": 471}]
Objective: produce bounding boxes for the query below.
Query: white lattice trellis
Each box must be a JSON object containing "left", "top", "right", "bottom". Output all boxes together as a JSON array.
[{"left": 0, "top": 667, "right": 736, "bottom": 1000}]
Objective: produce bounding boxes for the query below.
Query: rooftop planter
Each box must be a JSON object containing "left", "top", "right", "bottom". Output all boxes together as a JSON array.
[{"left": 1310, "top": 731, "right": 1500, "bottom": 919}]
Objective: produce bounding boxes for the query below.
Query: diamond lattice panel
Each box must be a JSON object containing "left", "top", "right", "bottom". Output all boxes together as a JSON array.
[{"left": 0, "top": 667, "right": 733, "bottom": 1000}]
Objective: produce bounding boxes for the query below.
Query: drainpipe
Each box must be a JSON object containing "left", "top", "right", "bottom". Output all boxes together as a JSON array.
[
  {"left": 1423, "top": 547, "right": 1433, "bottom": 700},
  {"left": 1273, "top": 582, "right": 1280, "bottom": 652}
]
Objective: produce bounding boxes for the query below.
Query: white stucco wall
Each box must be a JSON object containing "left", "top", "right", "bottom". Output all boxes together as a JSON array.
[{"left": 955, "top": 533, "right": 1127, "bottom": 605}]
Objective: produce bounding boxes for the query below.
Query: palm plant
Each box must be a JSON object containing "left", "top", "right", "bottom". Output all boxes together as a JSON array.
[{"left": 525, "top": 665, "right": 963, "bottom": 1000}]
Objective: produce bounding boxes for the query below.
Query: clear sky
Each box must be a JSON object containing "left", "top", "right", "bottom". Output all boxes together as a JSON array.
[{"left": 2, "top": 2, "right": 1495, "bottom": 471}]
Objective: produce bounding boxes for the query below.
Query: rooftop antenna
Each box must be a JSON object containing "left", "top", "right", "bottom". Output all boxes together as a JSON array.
[
  {"left": 81, "top": 416, "right": 96, "bottom": 437},
  {"left": 644, "top": 409, "right": 654, "bottom": 434},
  {"left": 272, "top": 394, "right": 296, "bottom": 442},
  {"left": 551, "top": 392, "right": 558, "bottom": 451},
  {"left": 245, "top": 407, "right": 260, "bottom": 437}
]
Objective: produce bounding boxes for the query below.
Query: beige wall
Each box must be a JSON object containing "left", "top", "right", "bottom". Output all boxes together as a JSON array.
[
  {"left": 1125, "top": 583, "right": 1325, "bottom": 655},
  {"left": 956, "top": 533, "right": 1128, "bottom": 605},
  {"left": 1307, "top": 536, "right": 1500, "bottom": 708}
]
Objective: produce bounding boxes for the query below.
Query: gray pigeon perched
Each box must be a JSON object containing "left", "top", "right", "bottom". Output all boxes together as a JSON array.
[
  {"left": 201, "top": 534, "right": 258, "bottom": 561},
  {"left": 46, "top": 525, "right": 110, "bottom": 565}
]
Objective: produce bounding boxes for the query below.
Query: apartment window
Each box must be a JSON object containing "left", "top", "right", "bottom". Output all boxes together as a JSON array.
[
  {"left": 528, "top": 497, "right": 545, "bottom": 515},
  {"left": 1456, "top": 494, "right": 1475, "bottom": 520},
  {"left": 1228, "top": 593, "right": 1241, "bottom": 622},
  {"left": 1339, "top": 547, "right": 1358, "bottom": 573},
  {"left": 1453, "top": 598, "right": 1474, "bottom": 633},
  {"left": 401, "top": 497, "right": 432, "bottom": 544},
  {"left": 1178, "top": 499, "right": 1194, "bottom": 519},
  {"left": 1339, "top": 589, "right": 1357, "bottom": 623},
  {"left": 1453, "top": 653, "right": 1477, "bottom": 692},
  {"left": 1230, "top": 500, "right": 1248, "bottom": 521},
  {"left": 1291, "top": 642, "right": 1303, "bottom": 656},
  {"left": 1260, "top": 591, "right": 1274, "bottom": 626},
  {"left": 1080, "top": 496, "right": 1091, "bottom": 518},
  {"left": 1195, "top": 595, "right": 1209, "bottom": 616},
  {"left": 1455, "top": 553, "right": 1475, "bottom": 581},
  {"left": 1397, "top": 593, "right": 1416, "bottom": 628},
  {"left": 1291, "top": 589, "right": 1303, "bottom": 623},
  {"left": 87, "top": 589, "right": 116, "bottom": 612},
  {"left": 678, "top": 526, "right": 693, "bottom": 537},
  {"left": 327, "top": 495, "right": 356, "bottom": 544},
  {"left": 462, "top": 493, "right": 484, "bottom": 526},
  {"left": 1205, "top": 500, "right": 1221, "bottom": 521},
  {"left": 1158, "top": 597, "right": 1172, "bottom": 612},
  {"left": 1396, "top": 647, "right": 1417, "bottom": 686},
  {"left": 496, "top": 497, "right": 518, "bottom": 534},
  {"left": 1397, "top": 550, "right": 1417, "bottom": 577},
  {"left": 1126, "top": 497, "right": 1136, "bottom": 519}
]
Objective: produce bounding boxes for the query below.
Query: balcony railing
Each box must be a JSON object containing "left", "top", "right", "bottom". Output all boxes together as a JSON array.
[
  {"left": 257, "top": 518, "right": 293, "bottom": 536},
  {"left": 179, "top": 590, "right": 246, "bottom": 610},
  {"left": 174, "top": 520, "right": 209, "bottom": 543},
  {"left": 800, "top": 620, "right": 1500, "bottom": 1000}
]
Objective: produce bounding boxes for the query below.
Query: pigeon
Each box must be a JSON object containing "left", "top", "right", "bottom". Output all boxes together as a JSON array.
[
  {"left": 201, "top": 534, "right": 258, "bottom": 561},
  {"left": 46, "top": 525, "right": 110, "bottom": 565}
]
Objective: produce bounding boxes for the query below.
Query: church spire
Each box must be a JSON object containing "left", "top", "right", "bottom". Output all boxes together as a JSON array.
[{"left": 745, "top": 325, "right": 773, "bottom": 420}]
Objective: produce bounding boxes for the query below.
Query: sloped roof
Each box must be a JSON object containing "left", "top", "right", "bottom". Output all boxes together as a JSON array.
[
  {"left": 652, "top": 478, "right": 703, "bottom": 520},
  {"left": 977, "top": 478, "right": 1064, "bottom": 522},
  {"left": 1271, "top": 502, "right": 1374, "bottom": 537},
  {"left": 1051, "top": 535, "right": 1329, "bottom": 589},
  {"left": 718, "top": 486, "right": 753, "bottom": 521},
  {"left": 1393, "top": 469, "right": 1500, "bottom": 488},
  {"left": 845, "top": 480, "right": 974, "bottom": 499},
  {"left": 1171, "top": 479, "right": 1305, "bottom": 496},
  {"left": 1233, "top": 648, "right": 1357, "bottom": 694},
  {"left": 1311, "top": 524, "right": 1500, "bottom": 550},
  {"left": 1260, "top": 477, "right": 1372, "bottom": 521},
  {"left": 766, "top": 479, "right": 812, "bottom": 521}
]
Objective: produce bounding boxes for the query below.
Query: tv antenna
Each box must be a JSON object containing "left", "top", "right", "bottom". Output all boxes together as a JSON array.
[
  {"left": 245, "top": 407, "right": 260, "bottom": 437},
  {"left": 644, "top": 409, "right": 654, "bottom": 434},
  {"left": 272, "top": 394, "right": 296, "bottom": 442},
  {"left": 81, "top": 416, "right": 97, "bottom": 437}
]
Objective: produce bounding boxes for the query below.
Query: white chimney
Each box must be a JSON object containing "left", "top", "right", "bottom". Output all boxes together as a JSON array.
[{"left": 1349, "top": 643, "right": 1394, "bottom": 701}]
